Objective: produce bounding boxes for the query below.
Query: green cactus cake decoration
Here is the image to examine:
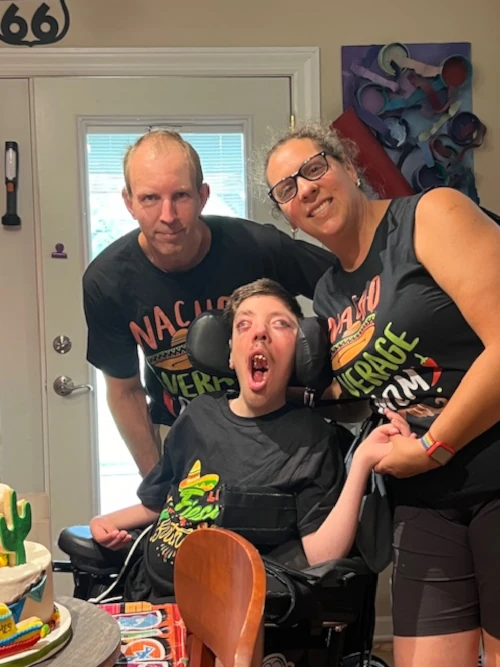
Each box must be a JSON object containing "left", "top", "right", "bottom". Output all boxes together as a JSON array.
[{"left": 0, "top": 484, "right": 32, "bottom": 566}]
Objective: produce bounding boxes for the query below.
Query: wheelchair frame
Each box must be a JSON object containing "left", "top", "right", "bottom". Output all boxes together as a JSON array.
[{"left": 53, "top": 531, "right": 389, "bottom": 667}]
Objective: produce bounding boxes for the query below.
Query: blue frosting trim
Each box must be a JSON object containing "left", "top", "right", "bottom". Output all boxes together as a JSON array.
[
  {"left": 27, "top": 575, "right": 47, "bottom": 603},
  {"left": 8, "top": 597, "right": 27, "bottom": 624}
]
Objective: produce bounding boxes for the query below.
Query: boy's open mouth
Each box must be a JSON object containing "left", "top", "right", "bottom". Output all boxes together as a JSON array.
[{"left": 248, "top": 352, "right": 269, "bottom": 391}]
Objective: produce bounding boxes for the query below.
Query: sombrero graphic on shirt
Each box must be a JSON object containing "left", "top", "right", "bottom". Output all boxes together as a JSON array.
[{"left": 179, "top": 460, "right": 219, "bottom": 492}]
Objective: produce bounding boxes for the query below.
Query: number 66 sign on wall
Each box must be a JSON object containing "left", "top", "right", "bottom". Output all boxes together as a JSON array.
[{"left": 0, "top": 1, "right": 70, "bottom": 47}]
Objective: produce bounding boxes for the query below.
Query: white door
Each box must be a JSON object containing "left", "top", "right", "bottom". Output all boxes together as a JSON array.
[
  {"left": 32, "top": 75, "right": 291, "bottom": 548},
  {"left": 0, "top": 79, "right": 44, "bottom": 495}
]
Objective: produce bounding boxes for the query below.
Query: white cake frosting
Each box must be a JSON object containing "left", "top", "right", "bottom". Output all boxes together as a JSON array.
[
  {"left": 0, "top": 484, "right": 56, "bottom": 626},
  {"left": 0, "top": 542, "right": 51, "bottom": 605}
]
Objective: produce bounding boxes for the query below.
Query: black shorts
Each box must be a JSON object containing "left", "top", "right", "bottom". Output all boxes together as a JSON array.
[{"left": 392, "top": 497, "right": 500, "bottom": 638}]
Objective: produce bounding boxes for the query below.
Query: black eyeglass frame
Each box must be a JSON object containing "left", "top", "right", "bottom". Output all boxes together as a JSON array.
[{"left": 268, "top": 151, "right": 331, "bottom": 204}]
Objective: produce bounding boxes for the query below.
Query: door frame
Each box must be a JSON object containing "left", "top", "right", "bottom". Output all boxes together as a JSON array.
[
  {"left": 0, "top": 46, "right": 320, "bottom": 502},
  {"left": 0, "top": 46, "right": 320, "bottom": 120}
]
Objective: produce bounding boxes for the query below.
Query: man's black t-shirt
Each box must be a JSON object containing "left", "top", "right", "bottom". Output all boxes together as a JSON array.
[
  {"left": 83, "top": 216, "right": 334, "bottom": 425},
  {"left": 126, "top": 393, "right": 344, "bottom": 602}
]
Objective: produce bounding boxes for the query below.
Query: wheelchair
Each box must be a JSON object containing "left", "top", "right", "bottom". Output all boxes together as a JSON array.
[{"left": 55, "top": 311, "right": 392, "bottom": 667}]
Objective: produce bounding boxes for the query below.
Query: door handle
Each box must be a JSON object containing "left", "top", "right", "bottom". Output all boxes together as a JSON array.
[{"left": 53, "top": 375, "right": 94, "bottom": 397}]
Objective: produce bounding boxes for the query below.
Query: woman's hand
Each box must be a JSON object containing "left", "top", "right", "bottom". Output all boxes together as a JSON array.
[
  {"left": 90, "top": 516, "right": 133, "bottom": 550},
  {"left": 374, "top": 434, "right": 440, "bottom": 478}
]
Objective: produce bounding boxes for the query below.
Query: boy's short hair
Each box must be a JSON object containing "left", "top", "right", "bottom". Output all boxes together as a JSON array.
[{"left": 224, "top": 278, "right": 303, "bottom": 333}]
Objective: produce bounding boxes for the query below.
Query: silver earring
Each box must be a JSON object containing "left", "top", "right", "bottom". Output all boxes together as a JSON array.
[
  {"left": 356, "top": 177, "right": 361, "bottom": 188},
  {"left": 291, "top": 227, "right": 298, "bottom": 239}
]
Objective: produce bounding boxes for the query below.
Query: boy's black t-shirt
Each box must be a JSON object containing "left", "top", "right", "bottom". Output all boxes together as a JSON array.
[
  {"left": 129, "top": 394, "right": 345, "bottom": 601},
  {"left": 313, "top": 193, "right": 500, "bottom": 508},
  {"left": 83, "top": 216, "right": 334, "bottom": 425}
]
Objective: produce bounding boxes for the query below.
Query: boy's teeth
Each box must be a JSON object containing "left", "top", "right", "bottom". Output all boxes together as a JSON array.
[{"left": 252, "top": 354, "right": 267, "bottom": 368}]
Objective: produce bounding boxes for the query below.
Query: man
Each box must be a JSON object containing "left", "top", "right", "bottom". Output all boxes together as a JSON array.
[
  {"left": 89, "top": 279, "right": 408, "bottom": 602},
  {"left": 83, "top": 130, "right": 334, "bottom": 477}
]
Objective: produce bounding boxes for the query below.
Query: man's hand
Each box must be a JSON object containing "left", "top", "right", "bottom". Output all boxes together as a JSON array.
[
  {"left": 321, "top": 380, "right": 343, "bottom": 401},
  {"left": 90, "top": 516, "right": 133, "bottom": 550},
  {"left": 374, "top": 434, "right": 440, "bottom": 478}
]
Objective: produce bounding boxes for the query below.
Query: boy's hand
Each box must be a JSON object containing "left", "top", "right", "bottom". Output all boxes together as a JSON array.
[
  {"left": 353, "top": 409, "right": 416, "bottom": 469},
  {"left": 383, "top": 409, "right": 415, "bottom": 438},
  {"left": 90, "top": 516, "right": 132, "bottom": 550}
]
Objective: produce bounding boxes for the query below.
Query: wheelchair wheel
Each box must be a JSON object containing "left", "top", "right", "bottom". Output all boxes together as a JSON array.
[{"left": 342, "top": 653, "right": 391, "bottom": 667}]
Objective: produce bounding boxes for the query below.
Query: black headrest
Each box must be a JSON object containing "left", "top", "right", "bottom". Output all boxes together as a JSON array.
[
  {"left": 185, "top": 310, "right": 332, "bottom": 391},
  {"left": 186, "top": 310, "right": 232, "bottom": 378}
]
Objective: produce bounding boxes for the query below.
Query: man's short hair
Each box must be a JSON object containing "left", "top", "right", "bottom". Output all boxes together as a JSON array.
[
  {"left": 123, "top": 129, "right": 204, "bottom": 196},
  {"left": 224, "top": 278, "right": 303, "bottom": 333}
]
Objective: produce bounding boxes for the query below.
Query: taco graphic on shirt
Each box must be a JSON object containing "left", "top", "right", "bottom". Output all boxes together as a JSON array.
[{"left": 331, "top": 313, "right": 376, "bottom": 370}]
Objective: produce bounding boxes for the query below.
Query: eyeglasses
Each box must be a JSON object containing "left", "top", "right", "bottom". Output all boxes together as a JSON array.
[{"left": 268, "top": 151, "right": 331, "bottom": 204}]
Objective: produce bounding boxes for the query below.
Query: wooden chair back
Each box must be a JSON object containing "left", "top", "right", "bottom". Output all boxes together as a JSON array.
[{"left": 174, "top": 528, "right": 266, "bottom": 667}]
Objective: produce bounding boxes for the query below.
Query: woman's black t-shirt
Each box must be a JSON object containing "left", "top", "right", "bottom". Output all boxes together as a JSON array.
[{"left": 314, "top": 193, "right": 500, "bottom": 508}]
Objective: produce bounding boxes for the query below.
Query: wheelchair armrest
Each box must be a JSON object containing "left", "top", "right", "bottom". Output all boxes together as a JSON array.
[
  {"left": 303, "top": 555, "right": 371, "bottom": 587},
  {"left": 57, "top": 525, "right": 129, "bottom": 576},
  {"left": 264, "top": 553, "right": 370, "bottom": 589},
  {"left": 263, "top": 554, "right": 372, "bottom": 626}
]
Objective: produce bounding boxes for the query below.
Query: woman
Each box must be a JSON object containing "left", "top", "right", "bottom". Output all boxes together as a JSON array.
[{"left": 265, "top": 123, "right": 500, "bottom": 667}]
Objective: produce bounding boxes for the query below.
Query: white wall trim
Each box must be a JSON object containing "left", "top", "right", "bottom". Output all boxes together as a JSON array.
[{"left": 0, "top": 46, "right": 321, "bottom": 120}]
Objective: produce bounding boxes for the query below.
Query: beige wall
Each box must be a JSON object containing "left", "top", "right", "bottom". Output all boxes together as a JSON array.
[{"left": 5, "top": 0, "right": 495, "bottom": 209}]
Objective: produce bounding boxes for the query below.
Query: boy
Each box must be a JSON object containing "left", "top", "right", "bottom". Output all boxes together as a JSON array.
[{"left": 90, "top": 279, "right": 407, "bottom": 601}]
